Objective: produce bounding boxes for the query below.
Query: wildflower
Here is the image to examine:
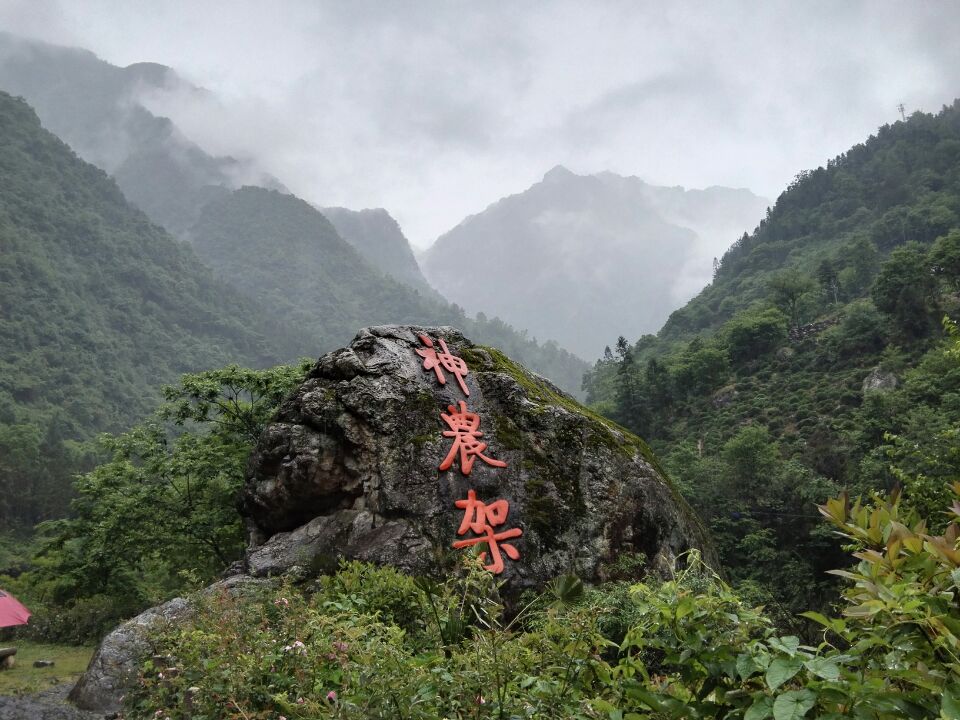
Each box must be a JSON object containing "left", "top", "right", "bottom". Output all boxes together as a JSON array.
[
  {"left": 297, "top": 697, "right": 305, "bottom": 705},
  {"left": 274, "top": 597, "right": 290, "bottom": 608},
  {"left": 282, "top": 640, "right": 307, "bottom": 656},
  {"left": 327, "top": 691, "right": 337, "bottom": 703},
  {"left": 476, "top": 695, "right": 486, "bottom": 705},
  {"left": 279, "top": 716, "right": 287, "bottom": 720}
]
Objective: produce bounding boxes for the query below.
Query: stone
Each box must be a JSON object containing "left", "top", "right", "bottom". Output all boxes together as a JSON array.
[
  {"left": 70, "top": 576, "right": 269, "bottom": 713},
  {"left": 862, "top": 366, "right": 898, "bottom": 394},
  {"left": 68, "top": 597, "right": 190, "bottom": 713},
  {"left": 712, "top": 385, "right": 738, "bottom": 408},
  {"left": 241, "top": 325, "right": 715, "bottom": 589}
]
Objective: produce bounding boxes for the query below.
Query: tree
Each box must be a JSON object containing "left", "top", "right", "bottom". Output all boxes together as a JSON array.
[
  {"left": 929, "top": 228, "right": 960, "bottom": 291},
  {"left": 871, "top": 241, "right": 938, "bottom": 339},
  {"left": 722, "top": 306, "right": 789, "bottom": 363},
  {"left": 767, "top": 270, "right": 815, "bottom": 329},
  {"left": 816, "top": 259, "right": 840, "bottom": 304}
]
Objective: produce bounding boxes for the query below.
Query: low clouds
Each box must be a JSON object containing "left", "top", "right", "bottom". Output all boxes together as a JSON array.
[{"left": 0, "top": 0, "right": 958, "bottom": 250}]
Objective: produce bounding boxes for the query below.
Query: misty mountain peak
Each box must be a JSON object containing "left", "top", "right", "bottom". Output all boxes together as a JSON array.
[
  {"left": 122, "top": 61, "right": 176, "bottom": 89},
  {"left": 542, "top": 164, "right": 575, "bottom": 183},
  {"left": 423, "top": 169, "right": 769, "bottom": 358}
]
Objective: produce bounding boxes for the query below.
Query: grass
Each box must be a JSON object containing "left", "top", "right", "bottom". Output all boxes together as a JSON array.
[{"left": 0, "top": 640, "right": 94, "bottom": 696}]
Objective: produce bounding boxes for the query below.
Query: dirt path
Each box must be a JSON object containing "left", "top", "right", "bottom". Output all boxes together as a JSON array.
[{"left": 0, "top": 683, "right": 101, "bottom": 720}]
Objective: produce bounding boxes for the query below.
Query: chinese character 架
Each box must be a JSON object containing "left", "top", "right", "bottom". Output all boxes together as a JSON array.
[
  {"left": 439, "top": 400, "right": 507, "bottom": 475},
  {"left": 452, "top": 489, "right": 522, "bottom": 574},
  {"left": 416, "top": 334, "right": 470, "bottom": 396}
]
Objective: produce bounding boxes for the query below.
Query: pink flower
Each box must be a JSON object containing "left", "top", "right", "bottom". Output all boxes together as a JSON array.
[
  {"left": 297, "top": 697, "right": 305, "bottom": 705},
  {"left": 327, "top": 691, "right": 337, "bottom": 702}
]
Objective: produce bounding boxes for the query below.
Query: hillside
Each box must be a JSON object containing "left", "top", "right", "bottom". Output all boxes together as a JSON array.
[
  {"left": 422, "top": 166, "right": 768, "bottom": 359},
  {"left": 321, "top": 206, "right": 439, "bottom": 297},
  {"left": 586, "top": 100, "right": 960, "bottom": 618},
  {"left": 0, "top": 92, "right": 311, "bottom": 525},
  {"left": 186, "top": 187, "right": 589, "bottom": 392}
]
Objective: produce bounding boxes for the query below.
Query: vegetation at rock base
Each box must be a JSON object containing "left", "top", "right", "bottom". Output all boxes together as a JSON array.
[
  {"left": 128, "top": 480, "right": 960, "bottom": 718},
  {"left": 585, "top": 100, "right": 960, "bottom": 622}
]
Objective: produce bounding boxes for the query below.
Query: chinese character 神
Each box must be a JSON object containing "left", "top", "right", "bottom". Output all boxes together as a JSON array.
[
  {"left": 452, "top": 489, "right": 522, "bottom": 574},
  {"left": 416, "top": 334, "right": 470, "bottom": 396},
  {"left": 439, "top": 401, "right": 507, "bottom": 475}
]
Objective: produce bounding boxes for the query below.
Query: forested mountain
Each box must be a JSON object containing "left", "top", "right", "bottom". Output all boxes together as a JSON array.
[
  {"left": 185, "top": 186, "right": 589, "bottom": 391},
  {"left": 0, "top": 92, "right": 312, "bottom": 526},
  {"left": 422, "top": 165, "right": 768, "bottom": 358},
  {"left": 585, "top": 100, "right": 960, "bottom": 619},
  {"left": 0, "top": 33, "right": 588, "bottom": 395},
  {"left": 0, "top": 32, "right": 283, "bottom": 235},
  {"left": 321, "top": 206, "right": 439, "bottom": 297}
]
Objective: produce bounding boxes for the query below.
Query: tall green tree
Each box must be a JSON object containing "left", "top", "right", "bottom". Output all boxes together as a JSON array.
[{"left": 871, "top": 241, "right": 939, "bottom": 339}]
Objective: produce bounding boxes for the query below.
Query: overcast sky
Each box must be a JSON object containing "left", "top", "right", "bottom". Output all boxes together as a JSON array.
[{"left": 1, "top": 0, "right": 959, "bottom": 248}]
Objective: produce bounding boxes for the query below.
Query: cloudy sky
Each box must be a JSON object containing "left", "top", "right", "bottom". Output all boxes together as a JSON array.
[{"left": 1, "top": 0, "right": 959, "bottom": 248}]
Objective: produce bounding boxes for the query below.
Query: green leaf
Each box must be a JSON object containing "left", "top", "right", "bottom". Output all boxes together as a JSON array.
[
  {"left": 745, "top": 696, "right": 774, "bottom": 720},
  {"left": 737, "top": 652, "right": 760, "bottom": 680},
  {"left": 766, "top": 656, "right": 803, "bottom": 690},
  {"left": 803, "top": 657, "right": 840, "bottom": 681},
  {"left": 547, "top": 574, "right": 584, "bottom": 606},
  {"left": 768, "top": 636, "right": 801, "bottom": 656},
  {"left": 772, "top": 689, "right": 817, "bottom": 720},
  {"left": 942, "top": 683, "right": 960, "bottom": 719}
]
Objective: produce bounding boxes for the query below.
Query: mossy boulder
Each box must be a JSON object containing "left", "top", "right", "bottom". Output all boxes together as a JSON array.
[{"left": 241, "top": 325, "right": 715, "bottom": 588}]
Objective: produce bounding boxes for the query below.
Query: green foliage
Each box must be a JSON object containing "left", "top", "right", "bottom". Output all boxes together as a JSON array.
[
  {"left": 871, "top": 242, "right": 939, "bottom": 339},
  {"left": 768, "top": 270, "right": 815, "bottom": 328},
  {"left": 723, "top": 306, "right": 789, "bottom": 363},
  {"left": 13, "top": 363, "right": 308, "bottom": 642},
  {"left": 129, "top": 557, "right": 609, "bottom": 719}
]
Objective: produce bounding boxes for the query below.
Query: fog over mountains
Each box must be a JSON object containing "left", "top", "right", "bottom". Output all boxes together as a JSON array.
[
  {"left": 422, "top": 166, "right": 769, "bottom": 358},
  {"left": 0, "top": 31, "right": 769, "bottom": 364}
]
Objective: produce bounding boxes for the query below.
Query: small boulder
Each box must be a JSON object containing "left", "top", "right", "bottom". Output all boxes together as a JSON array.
[{"left": 862, "top": 366, "right": 898, "bottom": 394}]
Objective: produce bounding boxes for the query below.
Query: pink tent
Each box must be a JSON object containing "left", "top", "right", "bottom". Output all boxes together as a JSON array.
[{"left": 0, "top": 590, "right": 30, "bottom": 628}]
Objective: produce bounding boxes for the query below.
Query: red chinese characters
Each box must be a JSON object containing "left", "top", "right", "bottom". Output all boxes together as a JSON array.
[
  {"left": 439, "top": 400, "right": 507, "bottom": 475},
  {"left": 415, "top": 333, "right": 520, "bottom": 574},
  {"left": 416, "top": 334, "right": 470, "bottom": 396},
  {"left": 452, "top": 490, "right": 522, "bottom": 574}
]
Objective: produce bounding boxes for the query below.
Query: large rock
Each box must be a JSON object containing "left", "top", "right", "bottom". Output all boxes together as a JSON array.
[
  {"left": 73, "top": 326, "right": 715, "bottom": 713},
  {"left": 242, "top": 325, "right": 714, "bottom": 588}
]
